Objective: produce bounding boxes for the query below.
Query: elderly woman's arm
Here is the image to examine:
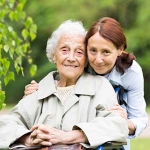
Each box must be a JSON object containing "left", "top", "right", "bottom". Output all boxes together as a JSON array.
[{"left": 24, "top": 81, "right": 135, "bottom": 136}]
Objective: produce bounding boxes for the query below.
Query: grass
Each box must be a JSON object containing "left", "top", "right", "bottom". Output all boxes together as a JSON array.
[{"left": 131, "top": 138, "right": 149, "bottom": 150}]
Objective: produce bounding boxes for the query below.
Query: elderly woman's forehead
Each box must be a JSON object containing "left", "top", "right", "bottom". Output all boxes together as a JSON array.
[{"left": 60, "top": 34, "right": 85, "bottom": 41}]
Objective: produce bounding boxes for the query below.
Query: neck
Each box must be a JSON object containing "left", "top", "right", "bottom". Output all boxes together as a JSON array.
[{"left": 57, "top": 80, "right": 76, "bottom": 87}]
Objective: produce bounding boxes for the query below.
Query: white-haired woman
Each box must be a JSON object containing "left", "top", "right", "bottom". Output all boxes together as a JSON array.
[{"left": 0, "top": 20, "right": 128, "bottom": 149}]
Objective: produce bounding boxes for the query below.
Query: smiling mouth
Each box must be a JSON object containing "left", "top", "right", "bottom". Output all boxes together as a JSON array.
[
  {"left": 94, "top": 64, "right": 105, "bottom": 68},
  {"left": 64, "top": 65, "right": 78, "bottom": 68}
]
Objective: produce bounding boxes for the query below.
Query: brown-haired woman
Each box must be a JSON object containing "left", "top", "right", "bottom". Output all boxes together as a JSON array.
[{"left": 85, "top": 17, "right": 148, "bottom": 150}]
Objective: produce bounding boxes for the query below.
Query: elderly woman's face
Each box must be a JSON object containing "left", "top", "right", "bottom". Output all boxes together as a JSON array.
[{"left": 53, "top": 34, "right": 86, "bottom": 82}]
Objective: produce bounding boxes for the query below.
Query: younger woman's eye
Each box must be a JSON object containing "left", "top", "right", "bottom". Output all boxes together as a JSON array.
[
  {"left": 103, "top": 50, "right": 110, "bottom": 54},
  {"left": 89, "top": 48, "right": 97, "bottom": 53}
]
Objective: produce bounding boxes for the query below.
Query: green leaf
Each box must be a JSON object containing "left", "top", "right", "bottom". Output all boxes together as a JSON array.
[
  {"left": 22, "top": 43, "right": 30, "bottom": 53},
  {"left": 0, "top": 0, "right": 5, "bottom": 6},
  {"left": 30, "top": 24, "right": 37, "bottom": 33},
  {"left": 15, "top": 66, "right": 20, "bottom": 74},
  {"left": 0, "top": 67, "right": 2, "bottom": 76},
  {"left": 16, "top": 3, "right": 24, "bottom": 12},
  {"left": 21, "top": 28, "right": 29, "bottom": 40},
  {"left": 0, "top": 33, "right": 2, "bottom": 42},
  {"left": 18, "top": 11, "right": 26, "bottom": 20},
  {"left": 30, "top": 64, "right": 37, "bottom": 77},
  {"left": 28, "top": 58, "right": 33, "bottom": 64},
  {"left": 16, "top": 56, "right": 22, "bottom": 65},
  {"left": 8, "top": 0, "right": 15, "bottom": 8},
  {"left": 25, "top": 17, "right": 33, "bottom": 28},
  {"left": 30, "top": 32, "right": 36, "bottom": 41},
  {"left": 8, "top": 26, "right": 13, "bottom": 32},
  {"left": 12, "top": 40, "right": 15, "bottom": 46},
  {"left": 18, "top": 0, "right": 26, "bottom": 5},
  {"left": 0, "top": 90, "right": 5, "bottom": 110},
  {"left": 9, "top": 11, "right": 18, "bottom": 21},
  {"left": 3, "top": 44, "right": 9, "bottom": 52},
  {"left": 20, "top": 67, "right": 24, "bottom": 76},
  {"left": 1, "top": 58, "right": 10, "bottom": 71},
  {"left": 2, "top": 103, "right": 6, "bottom": 108},
  {"left": 4, "top": 72, "right": 15, "bottom": 85},
  {"left": 9, "top": 47, "right": 14, "bottom": 59}
]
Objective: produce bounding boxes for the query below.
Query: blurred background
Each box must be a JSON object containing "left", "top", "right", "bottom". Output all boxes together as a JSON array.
[
  {"left": 1, "top": 0, "right": 150, "bottom": 149},
  {"left": 3, "top": 0, "right": 150, "bottom": 106}
]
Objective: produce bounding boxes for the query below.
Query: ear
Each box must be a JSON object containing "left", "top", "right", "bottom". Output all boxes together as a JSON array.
[
  {"left": 118, "top": 45, "right": 124, "bottom": 56},
  {"left": 52, "top": 54, "right": 56, "bottom": 64}
]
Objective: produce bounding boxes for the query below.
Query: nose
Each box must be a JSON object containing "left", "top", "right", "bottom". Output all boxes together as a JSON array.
[
  {"left": 95, "top": 54, "right": 103, "bottom": 64},
  {"left": 67, "top": 51, "right": 76, "bottom": 61}
]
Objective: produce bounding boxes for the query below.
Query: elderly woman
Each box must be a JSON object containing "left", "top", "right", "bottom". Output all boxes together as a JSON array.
[{"left": 0, "top": 20, "right": 128, "bottom": 149}]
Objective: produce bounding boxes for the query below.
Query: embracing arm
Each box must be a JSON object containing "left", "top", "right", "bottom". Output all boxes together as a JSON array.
[
  {"left": 109, "top": 104, "right": 135, "bottom": 135},
  {"left": 126, "top": 67, "right": 148, "bottom": 138}
]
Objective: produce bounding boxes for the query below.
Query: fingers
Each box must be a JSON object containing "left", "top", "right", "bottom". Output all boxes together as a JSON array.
[
  {"left": 30, "top": 127, "right": 53, "bottom": 146},
  {"left": 30, "top": 125, "right": 63, "bottom": 145},
  {"left": 31, "top": 80, "right": 38, "bottom": 84},
  {"left": 109, "top": 105, "right": 127, "bottom": 120},
  {"left": 23, "top": 80, "right": 38, "bottom": 97},
  {"left": 33, "top": 140, "right": 52, "bottom": 146},
  {"left": 31, "top": 130, "right": 49, "bottom": 141},
  {"left": 34, "top": 124, "right": 52, "bottom": 133},
  {"left": 30, "top": 134, "right": 52, "bottom": 146},
  {"left": 30, "top": 125, "right": 51, "bottom": 140},
  {"left": 31, "top": 124, "right": 40, "bottom": 132}
]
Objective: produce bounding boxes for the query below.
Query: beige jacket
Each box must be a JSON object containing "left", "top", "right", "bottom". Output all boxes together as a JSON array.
[{"left": 0, "top": 71, "right": 128, "bottom": 149}]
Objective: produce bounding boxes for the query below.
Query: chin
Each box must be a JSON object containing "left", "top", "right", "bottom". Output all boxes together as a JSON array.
[{"left": 95, "top": 70, "right": 107, "bottom": 75}]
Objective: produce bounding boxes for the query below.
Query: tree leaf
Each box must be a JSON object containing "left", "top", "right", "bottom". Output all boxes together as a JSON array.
[
  {"left": 0, "top": 90, "right": 5, "bottom": 110},
  {"left": 4, "top": 72, "right": 15, "bottom": 85},
  {"left": 21, "top": 28, "right": 29, "bottom": 40},
  {"left": 3, "top": 44, "right": 9, "bottom": 52},
  {"left": 30, "top": 64, "right": 37, "bottom": 77}
]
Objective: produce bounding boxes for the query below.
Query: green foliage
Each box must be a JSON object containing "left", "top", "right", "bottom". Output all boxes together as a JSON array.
[
  {"left": 0, "top": 0, "right": 37, "bottom": 109},
  {"left": 3, "top": 0, "right": 150, "bottom": 105}
]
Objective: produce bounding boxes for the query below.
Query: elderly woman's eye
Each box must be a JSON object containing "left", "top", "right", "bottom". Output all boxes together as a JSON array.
[
  {"left": 61, "top": 47, "right": 69, "bottom": 53},
  {"left": 62, "top": 48, "right": 67, "bottom": 51},
  {"left": 76, "top": 49, "right": 84, "bottom": 55}
]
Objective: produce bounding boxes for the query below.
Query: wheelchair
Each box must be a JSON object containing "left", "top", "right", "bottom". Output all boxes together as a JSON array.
[
  {"left": 11, "top": 141, "right": 126, "bottom": 150},
  {"left": 96, "top": 141, "right": 126, "bottom": 150}
]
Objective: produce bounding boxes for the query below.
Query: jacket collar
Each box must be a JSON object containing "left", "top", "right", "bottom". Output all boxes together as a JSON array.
[
  {"left": 86, "top": 64, "right": 122, "bottom": 86},
  {"left": 37, "top": 71, "right": 95, "bottom": 100}
]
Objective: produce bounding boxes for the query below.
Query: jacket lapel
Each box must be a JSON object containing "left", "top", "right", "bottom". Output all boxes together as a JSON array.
[{"left": 63, "top": 72, "right": 95, "bottom": 115}]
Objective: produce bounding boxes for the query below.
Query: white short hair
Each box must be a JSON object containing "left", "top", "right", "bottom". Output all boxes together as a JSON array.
[{"left": 46, "top": 20, "right": 87, "bottom": 62}]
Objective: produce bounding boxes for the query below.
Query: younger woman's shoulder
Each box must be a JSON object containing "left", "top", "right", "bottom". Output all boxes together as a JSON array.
[{"left": 127, "top": 60, "right": 143, "bottom": 74}]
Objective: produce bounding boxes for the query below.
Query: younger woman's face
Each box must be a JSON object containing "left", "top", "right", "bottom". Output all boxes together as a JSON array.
[{"left": 87, "top": 32, "right": 123, "bottom": 75}]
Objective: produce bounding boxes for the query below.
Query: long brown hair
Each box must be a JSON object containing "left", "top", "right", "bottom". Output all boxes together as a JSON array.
[{"left": 85, "top": 17, "right": 136, "bottom": 74}]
